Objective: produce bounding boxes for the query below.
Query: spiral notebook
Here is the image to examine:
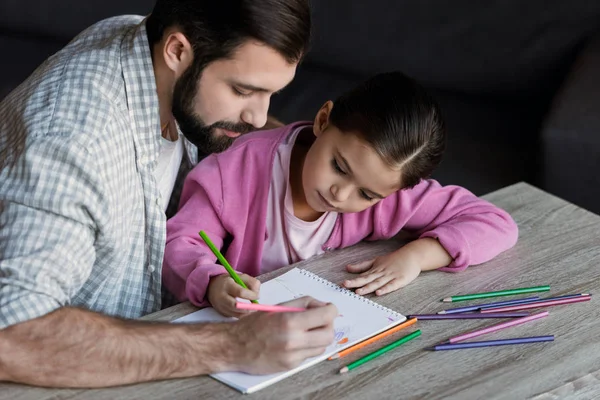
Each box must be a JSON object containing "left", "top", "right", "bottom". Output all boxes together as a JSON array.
[{"left": 174, "top": 268, "right": 406, "bottom": 394}]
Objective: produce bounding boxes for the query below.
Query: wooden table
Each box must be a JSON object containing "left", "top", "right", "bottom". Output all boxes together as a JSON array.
[{"left": 2, "top": 182, "right": 599, "bottom": 400}]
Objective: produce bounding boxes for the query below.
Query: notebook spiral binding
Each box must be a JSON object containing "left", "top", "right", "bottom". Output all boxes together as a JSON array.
[{"left": 297, "top": 269, "right": 404, "bottom": 318}]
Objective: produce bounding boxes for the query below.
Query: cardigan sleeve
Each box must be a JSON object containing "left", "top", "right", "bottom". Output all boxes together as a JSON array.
[
  {"left": 162, "top": 155, "right": 229, "bottom": 307},
  {"left": 376, "top": 179, "right": 518, "bottom": 271}
]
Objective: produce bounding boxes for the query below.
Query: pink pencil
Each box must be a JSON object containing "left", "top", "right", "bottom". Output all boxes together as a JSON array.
[
  {"left": 235, "top": 302, "right": 306, "bottom": 313},
  {"left": 480, "top": 295, "right": 591, "bottom": 313},
  {"left": 447, "top": 311, "right": 549, "bottom": 343}
]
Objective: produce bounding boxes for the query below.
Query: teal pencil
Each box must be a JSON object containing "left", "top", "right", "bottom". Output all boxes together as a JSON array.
[
  {"left": 442, "top": 285, "right": 550, "bottom": 302},
  {"left": 198, "top": 230, "right": 259, "bottom": 304}
]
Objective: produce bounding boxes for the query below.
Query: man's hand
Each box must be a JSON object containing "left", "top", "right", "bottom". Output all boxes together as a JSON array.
[
  {"left": 0, "top": 297, "right": 337, "bottom": 387},
  {"left": 226, "top": 296, "right": 337, "bottom": 374},
  {"left": 207, "top": 274, "right": 261, "bottom": 317}
]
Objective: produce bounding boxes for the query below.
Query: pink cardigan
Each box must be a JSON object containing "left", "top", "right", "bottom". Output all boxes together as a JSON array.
[{"left": 163, "top": 122, "right": 519, "bottom": 306}]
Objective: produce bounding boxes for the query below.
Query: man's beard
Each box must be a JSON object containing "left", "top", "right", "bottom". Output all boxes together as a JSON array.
[{"left": 171, "top": 65, "right": 254, "bottom": 155}]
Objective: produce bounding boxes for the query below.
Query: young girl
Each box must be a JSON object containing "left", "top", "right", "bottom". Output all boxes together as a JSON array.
[{"left": 163, "top": 72, "right": 518, "bottom": 318}]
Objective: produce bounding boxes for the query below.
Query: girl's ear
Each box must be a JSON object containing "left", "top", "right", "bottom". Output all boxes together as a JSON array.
[{"left": 313, "top": 100, "right": 334, "bottom": 137}]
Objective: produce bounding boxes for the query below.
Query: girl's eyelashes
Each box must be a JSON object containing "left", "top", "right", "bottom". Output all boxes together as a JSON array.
[
  {"left": 232, "top": 86, "right": 253, "bottom": 98},
  {"left": 331, "top": 158, "right": 346, "bottom": 175},
  {"left": 331, "top": 158, "right": 375, "bottom": 201},
  {"left": 360, "top": 190, "right": 374, "bottom": 201}
]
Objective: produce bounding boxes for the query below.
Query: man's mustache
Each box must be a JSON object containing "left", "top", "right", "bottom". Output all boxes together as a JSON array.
[{"left": 210, "top": 121, "right": 254, "bottom": 134}]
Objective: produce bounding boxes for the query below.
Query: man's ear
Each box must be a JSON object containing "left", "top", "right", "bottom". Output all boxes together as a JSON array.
[
  {"left": 313, "top": 100, "right": 334, "bottom": 137},
  {"left": 162, "top": 31, "right": 194, "bottom": 77}
]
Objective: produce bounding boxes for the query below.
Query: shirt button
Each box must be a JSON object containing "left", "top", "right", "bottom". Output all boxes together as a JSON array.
[{"left": 156, "top": 197, "right": 161, "bottom": 206}]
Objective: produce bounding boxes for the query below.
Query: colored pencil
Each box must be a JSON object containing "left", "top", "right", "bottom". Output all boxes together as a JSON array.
[
  {"left": 328, "top": 318, "right": 417, "bottom": 360},
  {"left": 407, "top": 312, "right": 529, "bottom": 320},
  {"left": 199, "top": 230, "right": 259, "bottom": 304},
  {"left": 442, "top": 285, "right": 550, "bottom": 302},
  {"left": 479, "top": 293, "right": 589, "bottom": 310},
  {"left": 438, "top": 296, "right": 541, "bottom": 314},
  {"left": 235, "top": 302, "right": 305, "bottom": 313},
  {"left": 447, "top": 311, "right": 548, "bottom": 343},
  {"left": 428, "top": 336, "right": 554, "bottom": 351},
  {"left": 339, "top": 330, "right": 421, "bottom": 373},
  {"left": 480, "top": 295, "right": 591, "bottom": 313}
]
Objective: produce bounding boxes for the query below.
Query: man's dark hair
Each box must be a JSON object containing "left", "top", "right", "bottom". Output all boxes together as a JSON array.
[
  {"left": 146, "top": 0, "right": 311, "bottom": 68},
  {"left": 329, "top": 72, "right": 446, "bottom": 189}
]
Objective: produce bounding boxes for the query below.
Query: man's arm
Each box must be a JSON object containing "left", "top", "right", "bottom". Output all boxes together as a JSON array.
[
  {"left": 0, "top": 307, "right": 233, "bottom": 387},
  {"left": 0, "top": 298, "right": 337, "bottom": 388}
]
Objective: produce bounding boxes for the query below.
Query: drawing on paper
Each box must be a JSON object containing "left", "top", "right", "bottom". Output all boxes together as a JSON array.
[
  {"left": 334, "top": 325, "right": 353, "bottom": 347},
  {"left": 273, "top": 277, "right": 304, "bottom": 299}
]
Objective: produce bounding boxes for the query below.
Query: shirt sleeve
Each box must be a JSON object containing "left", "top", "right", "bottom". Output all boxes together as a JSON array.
[
  {"left": 162, "top": 155, "right": 229, "bottom": 307},
  {"left": 0, "top": 137, "right": 102, "bottom": 329},
  {"left": 379, "top": 179, "right": 518, "bottom": 272}
]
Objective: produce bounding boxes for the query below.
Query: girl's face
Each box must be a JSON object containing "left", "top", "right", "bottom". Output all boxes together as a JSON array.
[{"left": 301, "top": 102, "right": 403, "bottom": 214}]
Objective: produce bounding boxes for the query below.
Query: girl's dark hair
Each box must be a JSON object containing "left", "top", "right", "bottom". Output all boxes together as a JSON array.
[
  {"left": 329, "top": 72, "right": 446, "bottom": 189},
  {"left": 146, "top": 0, "right": 311, "bottom": 67}
]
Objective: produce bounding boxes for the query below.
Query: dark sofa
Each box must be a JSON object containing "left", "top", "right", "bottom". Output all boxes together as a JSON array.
[{"left": 2, "top": 1, "right": 600, "bottom": 213}]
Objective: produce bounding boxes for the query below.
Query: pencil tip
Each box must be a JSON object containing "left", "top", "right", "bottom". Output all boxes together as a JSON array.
[
  {"left": 438, "top": 310, "right": 447, "bottom": 314},
  {"left": 339, "top": 367, "right": 349, "bottom": 374},
  {"left": 329, "top": 354, "right": 340, "bottom": 360},
  {"left": 442, "top": 298, "right": 451, "bottom": 302}
]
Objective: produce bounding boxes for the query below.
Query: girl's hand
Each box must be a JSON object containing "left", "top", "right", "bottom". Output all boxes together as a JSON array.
[
  {"left": 207, "top": 273, "right": 261, "bottom": 317},
  {"left": 342, "top": 238, "right": 453, "bottom": 296},
  {"left": 341, "top": 252, "right": 422, "bottom": 296}
]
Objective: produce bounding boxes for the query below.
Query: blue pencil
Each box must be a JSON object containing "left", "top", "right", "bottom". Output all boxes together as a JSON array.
[
  {"left": 438, "top": 296, "right": 540, "bottom": 314},
  {"left": 428, "top": 336, "right": 554, "bottom": 351}
]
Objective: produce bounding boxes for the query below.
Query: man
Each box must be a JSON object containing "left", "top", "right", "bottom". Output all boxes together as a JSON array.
[{"left": 0, "top": 0, "right": 337, "bottom": 388}]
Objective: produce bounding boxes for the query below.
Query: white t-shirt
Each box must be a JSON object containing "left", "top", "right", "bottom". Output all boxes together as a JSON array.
[
  {"left": 261, "top": 127, "right": 338, "bottom": 274},
  {"left": 154, "top": 135, "right": 184, "bottom": 212}
]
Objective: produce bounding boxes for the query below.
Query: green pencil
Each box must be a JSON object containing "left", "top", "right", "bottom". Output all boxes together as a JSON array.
[
  {"left": 442, "top": 285, "right": 550, "bottom": 303},
  {"left": 198, "top": 230, "right": 259, "bottom": 304},
  {"left": 339, "top": 330, "right": 421, "bottom": 374}
]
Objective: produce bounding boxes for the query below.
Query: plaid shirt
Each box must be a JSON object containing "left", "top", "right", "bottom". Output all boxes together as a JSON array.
[{"left": 0, "top": 16, "right": 198, "bottom": 328}]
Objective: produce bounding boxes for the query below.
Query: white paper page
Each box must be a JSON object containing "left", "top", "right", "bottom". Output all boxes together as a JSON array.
[{"left": 173, "top": 268, "right": 405, "bottom": 394}]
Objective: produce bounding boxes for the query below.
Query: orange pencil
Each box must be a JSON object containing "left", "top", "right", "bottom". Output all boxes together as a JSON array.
[{"left": 328, "top": 317, "right": 417, "bottom": 360}]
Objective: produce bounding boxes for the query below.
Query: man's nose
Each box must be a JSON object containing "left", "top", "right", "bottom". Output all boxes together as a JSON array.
[{"left": 241, "top": 96, "right": 270, "bottom": 128}]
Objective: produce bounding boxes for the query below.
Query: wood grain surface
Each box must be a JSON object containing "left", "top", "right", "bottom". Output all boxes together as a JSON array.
[{"left": 2, "top": 182, "right": 599, "bottom": 400}]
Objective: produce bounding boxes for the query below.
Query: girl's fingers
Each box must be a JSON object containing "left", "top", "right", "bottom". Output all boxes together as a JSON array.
[
  {"left": 354, "top": 276, "right": 393, "bottom": 296},
  {"left": 240, "top": 273, "right": 261, "bottom": 294},
  {"left": 345, "top": 259, "right": 375, "bottom": 274},
  {"left": 375, "top": 278, "right": 406, "bottom": 296},
  {"left": 342, "top": 271, "right": 382, "bottom": 289},
  {"left": 229, "top": 279, "right": 260, "bottom": 301}
]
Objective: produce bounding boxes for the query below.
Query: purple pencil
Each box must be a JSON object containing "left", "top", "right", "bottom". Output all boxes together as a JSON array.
[
  {"left": 408, "top": 312, "right": 529, "bottom": 320},
  {"left": 447, "top": 311, "right": 549, "bottom": 343},
  {"left": 438, "top": 296, "right": 541, "bottom": 314},
  {"left": 480, "top": 295, "right": 591, "bottom": 313},
  {"left": 479, "top": 293, "right": 589, "bottom": 311},
  {"left": 429, "top": 336, "right": 554, "bottom": 351}
]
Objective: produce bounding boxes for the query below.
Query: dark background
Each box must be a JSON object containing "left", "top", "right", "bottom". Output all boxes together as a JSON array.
[{"left": 2, "top": 1, "right": 600, "bottom": 213}]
